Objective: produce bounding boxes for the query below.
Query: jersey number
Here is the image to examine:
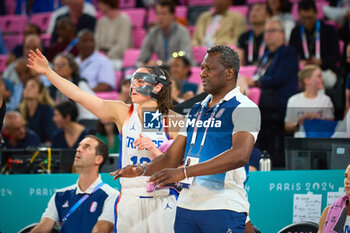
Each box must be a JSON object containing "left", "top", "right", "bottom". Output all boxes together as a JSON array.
[{"left": 130, "top": 156, "right": 151, "bottom": 165}]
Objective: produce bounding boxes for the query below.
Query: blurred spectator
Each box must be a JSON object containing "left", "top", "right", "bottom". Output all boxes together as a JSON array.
[
  {"left": 237, "top": 3, "right": 272, "bottom": 66},
  {"left": 137, "top": 0, "right": 194, "bottom": 66},
  {"left": 4, "top": 34, "right": 50, "bottom": 89},
  {"left": 75, "top": 30, "right": 116, "bottom": 92},
  {"left": 16, "top": 0, "right": 61, "bottom": 15},
  {"left": 289, "top": 0, "right": 340, "bottom": 89},
  {"left": 323, "top": 0, "right": 350, "bottom": 26},
  {"left": 171, "top": 77, "right": 184, "bottom": 105},
  {"left": 247, "top": 16, "right": 299, "bottom": 167},
  {"left": 95, "top": 0, "right": 132, "bottom": 70},
  {"left": 19, "top": 79, "right": 57, "bottom": 144},
  {"left": 118, "top": 79, "right": 132, "bottom": 104},
  {"left": 52, "top": 101, "right": 89, "bottom": 149},
  {"left": 5, "top": 58, "right": 39, "bottom": 111},
  {"left": 169, "top": 52, "right": 198, "bottom": 100},
  {"left": 339, "top": 19, "right": 350, "bottom": 75},
  {"left": 267, "top": 0, "right": 295, "bottom": 42},
  {"left": 6, "top": 24, "right": 42, "bottom": 65},
  {"left": 96, "top": 119, "right": 120, "bottom": 154},
  {"left": 2, "top": 111, "right": 40, "bottom": 149},
  {"left": 0, "top": 79, "right": 6, "bottom": 132},
  {"left": 192, "top": 0, "right": 247, "bottom": 47},
  {"left": 47, "top": 0, "right": 96, "bottom": 35},
  {"left": 285, "top": 65, "right": 334, "bottom": 137},
  {"left": 52, "top": 53, "right": 97, "bottom": 121},
  {"left": 47, "top": 17, "right": 79, "bottom": 62},
  {"left": 0, "top": 29, "right": 7, "bottom": 55},
  {"left": 344, "top": 43, "right": 350, "bottom": 115},
  {"left": 0, "top": 79, "right": 11, "bottom": 108},
  {"left": 50, "top": 0, "right": 96, "bottom": 45}
]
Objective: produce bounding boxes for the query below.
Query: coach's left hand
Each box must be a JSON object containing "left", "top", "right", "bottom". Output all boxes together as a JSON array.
[{"left": 148, "top": 168, "right": 185, "bottom": 188}]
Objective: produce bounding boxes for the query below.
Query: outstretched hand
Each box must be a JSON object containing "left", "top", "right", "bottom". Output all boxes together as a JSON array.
[
  {"left": 110, "top": 164, "right": 144, "bottom": 180},
  {"left": 27, "top": 49, "right": 50, "bottom": 75},
  {"left": 148, "top": 168, "right": 185, "bottom": 189}
]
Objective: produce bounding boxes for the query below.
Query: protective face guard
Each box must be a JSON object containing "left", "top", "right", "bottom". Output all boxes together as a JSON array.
[{"left": 130, "top": 72, "right": 170, "bottom": 100}]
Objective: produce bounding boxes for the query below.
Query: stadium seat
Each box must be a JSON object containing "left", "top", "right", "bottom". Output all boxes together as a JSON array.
[
  {"left": 239, "top": 65, "right": 256, "bottom": 79},
  {"left": 132, "top": 28, "right": 146, "bottom": 48},
  {"left": 339, "top": 40, "right": 344, "bottom": 57},
  {"left": 188, "top": 0, "right": 213, "bottom": 6},
  {"left": 292, "top": 1, "right": 327, "bottom": 20},
  {"left": 30, "top": 12, "right": 52, "bottom": 32},
  {"left": 0, "top": 15, "right": 27, "bottom": 35},
  {"left": 115, "top": 70, "right": 122, "bottom": 91},
  {"left": 40, "top": 33, "right": 51, "bottom": 47},
  {"left": 246, "top": 0, "right": 267, "bottom": 4},
  {"left": 192, "top": 46, "right": 208, "bottom": 66},
  {"left": 304, "top": 119, "right": 338, "bottom": 138},
  {"left": 0, "top": 55, "right": 7, "bottom": 73},
  {"left": 188, "top": 25, "right": 195, "bottom": 38},
  {"left": 123, "top": 8, "right": 146, "bottom": 28},
  {"left": 248, "top": 87, "right": 261, "bottom": 105},
  {"left": 188, "top": 66, "right": 202, "bottom": 85},
  {"left": 229, "top": 6, "right": 249, "bottom": 17},
  {"left": 119, "top": 0, "right": 136, "bottom": 9},
  {"left": 122, "top": 48, "right": 140, "bottom": 68},
  {"left": 3, "top": 34, "right": 23, "bottom": 52},
  {"left": 175, "top": 6, "right": 188, "bottom": 19},
  {"left": 277, "top": 221, "right": 318, "bottom": 233},
  {"left": 209, "top": 6, "right": 248, "bottom": 17},
  {"left": 5, "top": 0, "right": 16, "bottom": 15}
]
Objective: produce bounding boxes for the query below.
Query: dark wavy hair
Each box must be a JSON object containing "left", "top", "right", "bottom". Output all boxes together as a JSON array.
[
  {"left": 142, "top": 66, "right": 173, "bottom": 115},
  {"left": 98, "top": 0, "right": 119, "bottom": 9},
  {"left": 55, "top": 101, "right": 78, "bottom": 122}
]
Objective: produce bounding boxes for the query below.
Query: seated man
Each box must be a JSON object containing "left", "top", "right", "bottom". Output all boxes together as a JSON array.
[
  {"left": 289, "top": 0, "right": 340, "bottom": 89},
  {"left": 30, "top": 135, "right": 119, "bottom": 233},
  {"left": 237, "top": 2, "right": 271, "bottom": 66},
  {"left": 75, "top": 30, "right": 116, "bottom": 92},
  {"left": 192, "top": 0, "right": 247, "bottom": 47},
  {"left": 2, "top": 111, "right": 40, "bottom": 149},
  {"left": 137, "top": 0, "right": 194, "bottom": 66},
  {"left": 246, "top": 16, "right": 299, "bottom": 167}
]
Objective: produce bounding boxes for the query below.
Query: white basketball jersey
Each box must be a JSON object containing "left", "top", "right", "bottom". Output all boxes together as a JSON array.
[{"left": 120, "top": 104, "right": 170, "bottom": 191}]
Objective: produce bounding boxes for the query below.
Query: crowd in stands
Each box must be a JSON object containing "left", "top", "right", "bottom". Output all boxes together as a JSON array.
[{"left": 0, "top": 0, "right": 350, "bottom": 169}]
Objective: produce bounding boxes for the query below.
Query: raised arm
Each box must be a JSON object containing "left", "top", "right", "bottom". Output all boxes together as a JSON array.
[{"left": 27, "top": 49, "right": 129, "bottom": 129}]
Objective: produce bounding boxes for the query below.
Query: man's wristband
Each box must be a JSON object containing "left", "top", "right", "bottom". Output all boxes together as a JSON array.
[{"left": 184, "top": 166, "right": 188, "bottom": 179}]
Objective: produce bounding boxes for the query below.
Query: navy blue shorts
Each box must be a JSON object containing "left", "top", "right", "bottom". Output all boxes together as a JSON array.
[{"left": 174, "top": 207, "right": 247, "bottom": 233}]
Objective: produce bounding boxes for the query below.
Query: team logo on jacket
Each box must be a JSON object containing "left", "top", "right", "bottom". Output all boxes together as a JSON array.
[
  {"left": 215, "top": 108, "right": 225, "bottom": 118},
  {"left": 62, "top": 200, "right": 69, "bottom": 208},
  {"left": 90, "top": 201, "right": 98, "bottom": 213}
]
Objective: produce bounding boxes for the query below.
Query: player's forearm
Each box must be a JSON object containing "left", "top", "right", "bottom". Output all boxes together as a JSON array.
[
  {"left": 44, "top": 68, "right": 83, "bottom": 102},
  {"left": 143, "top": 153, "right": 179, "bottom": 176},
  {"left": 185, "top": 148, "right": 251, "bottom": 178}
]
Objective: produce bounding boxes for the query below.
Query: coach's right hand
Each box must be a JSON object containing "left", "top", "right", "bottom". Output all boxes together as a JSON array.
[{"left": 110, "top": 164, "right": 144, "bottom": 180}]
